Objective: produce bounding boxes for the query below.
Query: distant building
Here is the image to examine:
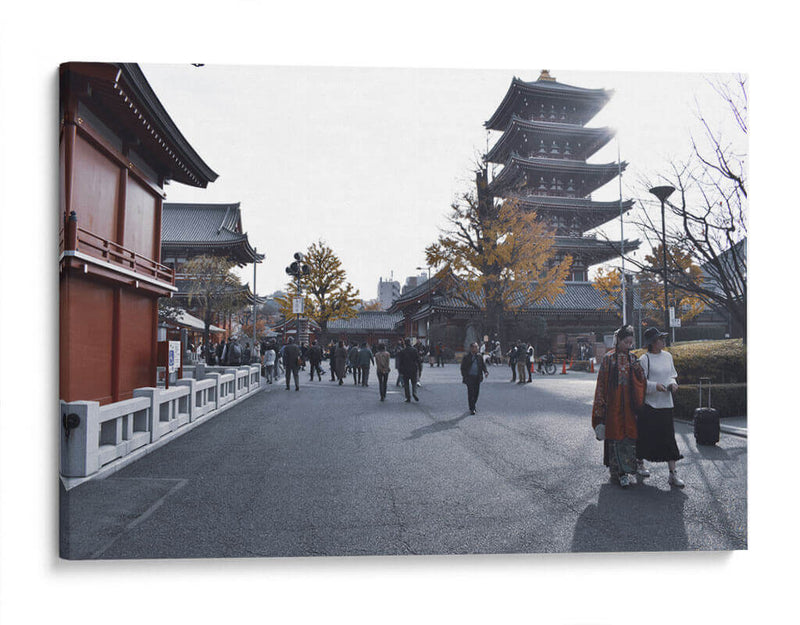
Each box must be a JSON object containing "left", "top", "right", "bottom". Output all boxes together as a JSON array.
[
  {"left": 377, "top": 277, "right": 400, "bottom": 310},
  {"left": 401, "top": 272, "right": 429, "bottom": 295}
]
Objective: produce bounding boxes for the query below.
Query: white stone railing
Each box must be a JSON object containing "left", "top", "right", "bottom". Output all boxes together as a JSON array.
[{"left": 60, "top": 365, "right": 262, "bottom": 480}]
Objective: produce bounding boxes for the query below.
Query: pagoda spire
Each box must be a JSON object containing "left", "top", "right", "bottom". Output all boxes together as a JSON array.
[{"left": 538, "top": 69, "right": 556, "bottom": 82}]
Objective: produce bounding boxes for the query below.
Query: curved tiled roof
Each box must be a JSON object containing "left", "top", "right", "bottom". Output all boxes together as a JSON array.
[
  {"left": 162, "top": 202, "right": 264, "bottom": 264},
  {"left": 487, "top": 155, "right": 625, "bottom": 197},
  {"left": 485, "top": 75, "right": 612, "bottom": 131},
  {"left": 327, "top": 311, "right": 404, "bottom": 331},
  {"left": 60, "top": 63, "right": 218, "bottom": 188},
  {"left": 485, "top": 115, "right": 615, "bottom": 164},
  {"left": 431, "top": 281, "right": 613, "bottom": 313}
]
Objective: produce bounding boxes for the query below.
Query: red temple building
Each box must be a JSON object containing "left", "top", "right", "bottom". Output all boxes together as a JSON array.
[
  {"left": 59, "top": 63, "right": 218, "bottom": 405},
  {"left": 160, "top": 202, "right": 265, "bottom": 340}
]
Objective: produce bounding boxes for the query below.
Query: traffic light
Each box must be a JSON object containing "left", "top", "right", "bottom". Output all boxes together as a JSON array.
[{"left": 286, "top": 253, "right": 309, "bottom": 278}]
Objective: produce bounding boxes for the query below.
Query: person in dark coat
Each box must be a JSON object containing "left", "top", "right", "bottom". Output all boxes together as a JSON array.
[
  {"left": 397, "top": 338, "right": 421, "bottom": 402},
  {"left": 357, "top": 342, "right": 375, "bottom": 387},
  {"left": 375, "top": 343, "right": 391, "bottom": 401},
  {"left": 328, "top": 342, "right": 337, "bottom": 381},
  {"left": 282, "top": 337, "right": 301, "bottom": 391},
  {"left": 333, "top": 340, "right": 348, "bottom": 385},
  {"left": 347, "top": 341, "right": 361, "bottom": 385},
  {"left": 308, "top": 340, "right": 324, "bottom": 381},
  {"left": 461, "top": 341, "right": 489, "bottom": 414},
  {"left": 507, "top": 342, "right": 519, "bottom": 382}
]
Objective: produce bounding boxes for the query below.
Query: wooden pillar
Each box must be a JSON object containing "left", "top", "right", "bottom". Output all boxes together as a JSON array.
[{"left": 111, "top": 287, "right": 122, "bottom": 402}]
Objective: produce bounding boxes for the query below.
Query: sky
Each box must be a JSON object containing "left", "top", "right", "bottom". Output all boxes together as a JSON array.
[
  {"left": 2, "top": 2, "right": 798, "bottom": 623},
  {"left": 141, "top": 64, "right": 738, "bottom": 299}
]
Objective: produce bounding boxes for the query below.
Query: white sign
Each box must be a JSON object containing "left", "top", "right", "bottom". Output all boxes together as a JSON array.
[
  {"left": 669, "top": 306, "right": 675, "bottom": 321},
  {"left": 292, "top": 297, "right": 305, "bottom": 314},
  {"left": 168, "top": 341, "right": 181, "bottom": 373},
  {"left": 670, "top": 318, "right": 681, "bottom": 328}
]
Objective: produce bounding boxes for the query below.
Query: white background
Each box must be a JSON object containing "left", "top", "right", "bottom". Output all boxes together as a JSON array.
[{"left": 1, "top": 2, "right": 796, "bottom": 623}]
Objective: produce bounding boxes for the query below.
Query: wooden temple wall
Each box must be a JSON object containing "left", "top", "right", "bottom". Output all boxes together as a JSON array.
[{"left": 60, "top": 98, "right": 166, "bottom": 405}]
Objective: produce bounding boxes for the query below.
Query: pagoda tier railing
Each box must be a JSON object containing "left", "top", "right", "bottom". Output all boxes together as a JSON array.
[{"left": 61, "top": 211, "right": 174, "bottom": 285}]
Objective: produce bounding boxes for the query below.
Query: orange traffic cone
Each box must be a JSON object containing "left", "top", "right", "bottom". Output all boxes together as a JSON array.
[
  {"left": 590, "top": 359, "right": 595, "bottom": 373},
  {"left": 561, "top": 360, "right": 567, "bottom": 375},
  {"left": 570, "top": 357, "right": 574, "bottom": 368}
]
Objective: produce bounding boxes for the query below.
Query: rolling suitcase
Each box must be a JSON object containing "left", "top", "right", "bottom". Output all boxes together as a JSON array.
[{"left": 693, "top": 377, "right": 720, "bottom": 446}]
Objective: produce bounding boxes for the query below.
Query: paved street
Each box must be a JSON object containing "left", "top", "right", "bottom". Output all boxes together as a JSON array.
[{"left": 60, "top": 364, "right": 747, "bottom": 559}]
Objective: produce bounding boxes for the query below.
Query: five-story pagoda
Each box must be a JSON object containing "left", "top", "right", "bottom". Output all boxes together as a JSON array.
[{"left": 484, "top": 70, "right": 638, "bottom": 282}]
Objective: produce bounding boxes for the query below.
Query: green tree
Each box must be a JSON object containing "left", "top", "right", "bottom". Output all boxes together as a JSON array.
[
  {"left": 276, "top": 240, "right": 360, "bottom": 334},
  {"left": 425, "top": 168, "right": 571, "bottom": 344}
]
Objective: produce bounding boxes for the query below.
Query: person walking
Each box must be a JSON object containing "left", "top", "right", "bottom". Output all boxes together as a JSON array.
[
  {"left": 282, "top": 337, "right": 301, "bottom": 391},
  {"left": 516, "top": 341, "right": 528, "bottom": 384},
  {"left": 591, "top": 325, "right": 646, "bottom": 488},
  {"left": 397, "top": 338, "right": 421, "bottom": 402},
  {"left": 308, "top": 340, "right": 324, "bottom": 381},
  {"left": 328, "top": 342, "right": 337, "bottom": 381},
  {"left": 635, "top": 327, "right": 685, "bottom": 487},
  {"left": 436, "top": 342, "right": 445, "bottom": 367},
  {"left": 415, "top": 340, "right": 427, "bottom": 384},
  {"left": 333, "top": 340, "right": 348, "bottom": 385},
  {"left": 375, "top": 343, "right": 391, "bottom": 401},
  {"left": 348, "top": 341, "right": 361, "bottom": 385},
  {"left": 357, "top": 342, "right": 374, "bottom": 387},
  {"left": 461, "top": 341, "right": 489, "bottom": 414},
  {"left": 394, "top": 340, "right": 405, "bottom": 387},
  {"left": 507, "top": 342, "right": 519, "bottom": 382},
  {"left": 262, "top": 344, "right": 275, "bottom": 384},
  {"left": 526, "top": 343, "right": 534, "bottom": 383}
]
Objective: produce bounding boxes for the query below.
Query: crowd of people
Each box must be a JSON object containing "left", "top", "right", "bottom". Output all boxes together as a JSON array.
[{"left": 194, "top": 326, "right": 687, "bottom": 489}]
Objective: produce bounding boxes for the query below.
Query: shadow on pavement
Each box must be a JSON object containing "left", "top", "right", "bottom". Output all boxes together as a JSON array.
[
  {"left": 404, "top": 413, "right": 472, "bottom": 441},
  {"left": 570, "top": 482, "right": 689, "bottom": 553}
]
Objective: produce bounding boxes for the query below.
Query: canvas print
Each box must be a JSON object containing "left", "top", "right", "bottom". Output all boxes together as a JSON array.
[{"left": 59, "top": 63, "right": 747, "bottom": 559}]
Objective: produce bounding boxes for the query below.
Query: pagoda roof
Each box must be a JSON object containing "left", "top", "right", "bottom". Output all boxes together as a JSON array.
[
  {"left": 553, "top": 236, "right": 641, "bottom": 265},
  {"left": 485, "top": 116, "right": 615, "bottom": 164},
  {"left": 487, "top": 155, "right": 625, "bottom": 197},
  {"left": 510, "top": 196, "right": 635, "bottom": 231},
  {"left": 485, "top": 74, "right": 612, "bottom": 131},
  {"left": 162, "top": 202, "right": 264, "bottom": 265},
  {"left": 173, "top": 278, "right": 267, "bottom": 305},
  {"left": 60, "top": 63, "right": 218, "bottom": 188}
]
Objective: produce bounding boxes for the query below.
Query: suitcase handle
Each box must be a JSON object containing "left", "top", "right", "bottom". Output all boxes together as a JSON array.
[{"left": 698, "top": 377, "right": 712, "bottom": 408}]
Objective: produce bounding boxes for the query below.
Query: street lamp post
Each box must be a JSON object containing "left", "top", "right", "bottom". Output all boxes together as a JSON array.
[
  {"left": 649, "top": 185, "right": 676, "bottom": 345},
  {"left": 416, "top": 265, "right": 431, "bottom": 344}
]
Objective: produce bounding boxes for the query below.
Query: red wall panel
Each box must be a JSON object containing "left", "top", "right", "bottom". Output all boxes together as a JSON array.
[
  {"left": 72, "top": 135, "right": 120, "bottom": 241},
  {"left": 118, "top": 290, "right": 157, "bottom": 398},
  {"left": 124, "top": 177, "right": 157, "bottom": 259},
  {"left": 60, "top": 276, "right": 114, "bottom": 404}
]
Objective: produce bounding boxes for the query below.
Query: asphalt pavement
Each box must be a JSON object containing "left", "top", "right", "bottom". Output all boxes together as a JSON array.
[{"left": 60, "top": 363, "right": 747, "bottom": 559}]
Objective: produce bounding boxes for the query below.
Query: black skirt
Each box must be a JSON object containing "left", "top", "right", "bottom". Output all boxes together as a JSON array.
[{"left": 636, "top": 404, "right": 684, "bottom": 462}]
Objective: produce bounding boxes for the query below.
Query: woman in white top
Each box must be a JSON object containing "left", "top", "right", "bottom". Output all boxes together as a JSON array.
[{"left": 636, "top": 327, "right": 685, "bottom": 487}]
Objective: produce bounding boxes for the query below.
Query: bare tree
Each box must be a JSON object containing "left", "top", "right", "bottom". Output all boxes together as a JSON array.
[{"left": 623, "top": 75, "right": 748, "bottom": 341}]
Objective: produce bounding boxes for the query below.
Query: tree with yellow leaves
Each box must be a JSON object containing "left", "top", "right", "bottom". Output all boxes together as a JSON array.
[
  {"left": 425, "top": 168, "right": 571, "bottom": 343},
  {"left": 276, "top": 240, "right": 360, "bottom": 334}
]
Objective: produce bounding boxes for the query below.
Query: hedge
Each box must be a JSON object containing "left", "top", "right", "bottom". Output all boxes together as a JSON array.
[
  {"left": 634, "top": 338, "right": 746, "bottom": 384},
  {"left": 672, "top": 383, "right": 747, "bottom": 419}
]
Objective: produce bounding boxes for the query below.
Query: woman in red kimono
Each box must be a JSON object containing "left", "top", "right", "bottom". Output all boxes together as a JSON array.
[{"left": 591, "top": 325, "right": 646, "bottom": 487}]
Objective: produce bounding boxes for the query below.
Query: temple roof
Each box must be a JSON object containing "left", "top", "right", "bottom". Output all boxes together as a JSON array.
[
  {"left": 60, "top": 63, "right": 218, "bottom": 188},
  {"left": 327, "top": 311, "right": 404, "bottom": 332},
  {"left": 553, "top": 236, "right": 641, "bottom": 265},
  {"left": 162, "top": 202, "right": 264, "bottom": 265},
  {"left": 485, "top": 116, "right": 615, "bottom": 164},
  {"left": 485, "top": 73, "right": 613, "bottom": 131},
  {"left": 487, "top": 155, "right": 625, "bottom": 197},
  {"left": 425, "top": 281, "right": 619, "bottom": 315}
]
